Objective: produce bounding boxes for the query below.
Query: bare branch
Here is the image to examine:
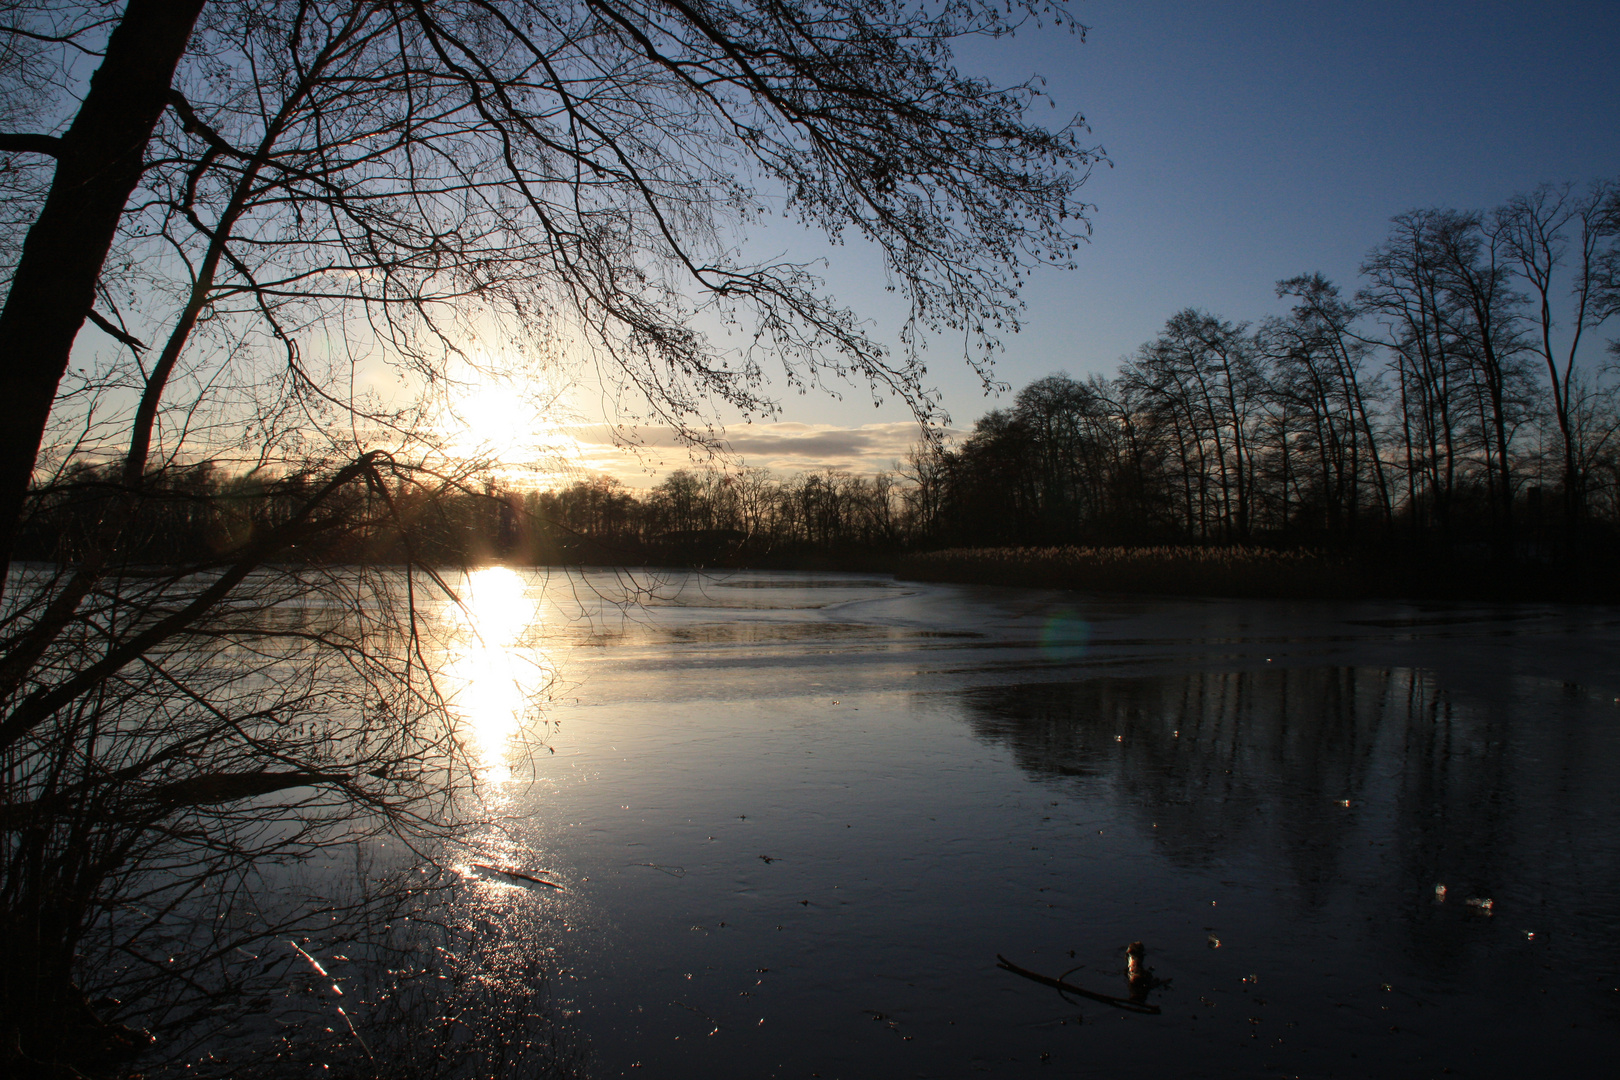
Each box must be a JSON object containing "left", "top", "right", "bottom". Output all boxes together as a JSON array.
[{"left": 0, "top": 132, "right": 61, "bottom": 155}]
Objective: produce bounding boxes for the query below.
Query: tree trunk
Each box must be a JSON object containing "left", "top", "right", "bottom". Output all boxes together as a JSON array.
[{"left": 0, "top": 0, "right": 207, "bottom": 581}]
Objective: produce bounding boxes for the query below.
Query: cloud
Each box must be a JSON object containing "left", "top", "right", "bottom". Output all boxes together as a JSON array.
[{"left": 551, "top": 421, "right": 957, "bottom": 487}]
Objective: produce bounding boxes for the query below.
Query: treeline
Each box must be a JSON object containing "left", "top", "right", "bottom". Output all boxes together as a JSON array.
[
  {"left": 14, "top": 461, "right": 916, "bottom": 567},
  {"left": 931, "top": 183, "right": 1620, "bottom": 557},
  {"left": 515, "top": 469, "right": 909, "bottom": 560},
  {"left": 533, "top": 181, "right": 1620, "bottom": 563},
  {"left": 20, "top": 182, "right": 1619, "bottom": 573}
]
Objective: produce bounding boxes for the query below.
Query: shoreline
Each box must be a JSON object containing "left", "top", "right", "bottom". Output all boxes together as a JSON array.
[
  {"left": 889, "top": 545, "right": 1612, "bottom": 604},
  {"left": 13, "top": 545, "right": 1614, "bottom": 604}
]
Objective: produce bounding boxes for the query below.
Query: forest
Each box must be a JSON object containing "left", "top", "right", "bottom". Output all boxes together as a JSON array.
[{"left": 19, "top": 181, "right": 1620, "bottom": 591}]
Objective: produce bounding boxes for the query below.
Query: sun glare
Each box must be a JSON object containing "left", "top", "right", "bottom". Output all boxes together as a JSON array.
[
  {"left": 452, "top": 382, "right": 530, "bottom": 452},
  {"left": 443, "top": 566, "right": 546, "bottom": 782},
  {"left": 439, "top": 362, "right": 582, "bottom": 474}
]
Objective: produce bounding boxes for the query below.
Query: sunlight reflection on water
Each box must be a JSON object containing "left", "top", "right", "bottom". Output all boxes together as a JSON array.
[
  {"left": 193, "top": 568, "right": 1620, "bottom": 1080},
  {"left": 480, "top": 571, "right": 1620, "bottom": 1079},
  {"left": 443, "top": 566, "right": 547, "bottom": 782}
]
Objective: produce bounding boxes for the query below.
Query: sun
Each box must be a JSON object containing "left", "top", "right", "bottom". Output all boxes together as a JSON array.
[
  {"left": 439, "top": 362, "right": 573, "bottom": 470},
  {"left": 453, "top": 381, "right": 530, "bottom": 449}
]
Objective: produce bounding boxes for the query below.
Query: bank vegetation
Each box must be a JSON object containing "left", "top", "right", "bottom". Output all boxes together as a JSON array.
[{"left": 27, "top": 182, "right": 1620, "bottom": 600}]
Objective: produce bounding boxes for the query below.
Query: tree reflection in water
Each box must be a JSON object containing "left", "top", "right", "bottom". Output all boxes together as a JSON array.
[
  {"left": 960, "top": 666, "right": 1619, "bottom": 1027},
  {"left": 94, "top": 566, "right": 580, "bottom": 1080}
]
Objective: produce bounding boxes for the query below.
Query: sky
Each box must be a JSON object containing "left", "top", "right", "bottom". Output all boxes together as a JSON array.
[
  {"left": 568, "top": 0, "right": 1620, "bottom": 485},
  {"left": 44, "top": 2, "right": 1615, "bottom": 487}
]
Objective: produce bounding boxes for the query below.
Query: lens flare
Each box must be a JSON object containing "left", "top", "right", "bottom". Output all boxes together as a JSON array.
[{"left": 1038, "top": 609, "right": 1091, "bottom": 660}]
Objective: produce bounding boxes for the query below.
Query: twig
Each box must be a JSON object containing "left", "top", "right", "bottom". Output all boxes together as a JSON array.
[
  {"left": 470, "top": 863, "right": 563, "bottom": 889},
  {"left": 995, "top": 954, "right": 1161, "bottom": 1014},
  {"left": 670, "top": 1000, "right": 720, "bottom": 1036},
  {"left": 288, "top": 941, "right": 374, "bottom": 1059},
  {"left": 631, "top": 861, "right": 687, "bottom": 877}
]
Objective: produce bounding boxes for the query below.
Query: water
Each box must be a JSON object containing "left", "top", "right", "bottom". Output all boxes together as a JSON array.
[{"left": 434, "top": 570, "right": 1620, "bottom": 1077}]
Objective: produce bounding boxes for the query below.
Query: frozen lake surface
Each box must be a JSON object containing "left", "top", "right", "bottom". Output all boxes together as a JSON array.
[{"left": 450, "top": 569, "right": 1620, "bottom": 1078}]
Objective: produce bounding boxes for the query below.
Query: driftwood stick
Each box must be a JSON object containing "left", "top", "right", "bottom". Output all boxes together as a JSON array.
[
  {"left": 995, "top": 954, "right": 1162, "bottom": 1014},
  {"left": 471, "top": 863, "right": 563, "bottom": 889}
]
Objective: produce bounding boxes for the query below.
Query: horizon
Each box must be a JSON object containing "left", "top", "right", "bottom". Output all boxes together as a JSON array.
[
  {"left": 46, "top": 3, "right": 1620, "bottom": 487},
  {"left": 510, "top": 1, "right": 1620, "bottom": 484}
]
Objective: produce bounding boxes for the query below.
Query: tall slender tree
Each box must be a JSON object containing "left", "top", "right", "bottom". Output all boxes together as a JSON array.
[{"left": 1492, "top": 180, "right": 1620, "bottom": 541}]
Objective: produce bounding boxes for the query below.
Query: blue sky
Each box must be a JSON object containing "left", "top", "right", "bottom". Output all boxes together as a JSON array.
[
  {"left": 624, "top": 0, "right": 1620, "bottom": 479},
  {"left": 989, "top": 0, "right": 1619, "bottom": 376},
  {"left": 54, "top": 2, "right": 1608, "bottom": 483}
]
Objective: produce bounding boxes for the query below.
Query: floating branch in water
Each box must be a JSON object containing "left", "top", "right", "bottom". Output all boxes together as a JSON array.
[
  {"left": 995, "top": 954, "right": 1162, "bottom": 1015},
  {"left": 670, "top": 1000, "right": 720, "bottom": 1036},
  {"left": 469, "top": 863, "right": 563, "bottom": 889}
]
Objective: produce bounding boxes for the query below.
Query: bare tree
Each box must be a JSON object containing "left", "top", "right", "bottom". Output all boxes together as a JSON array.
[
  {"left": 905, "top": 189, "right": 1618, "bottom": 558},
  {"left": 1425, "top": 214, "right": 1533, "bottom": 550},
  {"left": 1264, "top": 274, "right": 1390, "bottom": 537},
  {"left": 1359, "top": 211, "right": 1477, "bottom": 544},
  {"left": 0, "top": 0, "right": 1100, "bottom": 576},
  {"left": 1124, "top": 311, "right": 1262, "bottom": 541},
  {"left": 1492, "top": 180, "right": 1620, "bottom": 540},
  {"left": 0, "top": 2, "right": 1099, "bottom": 1076}
]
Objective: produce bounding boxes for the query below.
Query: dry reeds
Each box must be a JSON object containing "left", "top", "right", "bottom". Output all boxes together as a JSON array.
[{"left": 895, "top": 545, "right": 1364, "bottom": 599}]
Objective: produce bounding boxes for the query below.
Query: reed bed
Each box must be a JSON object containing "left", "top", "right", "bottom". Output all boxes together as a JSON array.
[{"left": 895, "top": 545, "right": 1377, "bottom": 599}]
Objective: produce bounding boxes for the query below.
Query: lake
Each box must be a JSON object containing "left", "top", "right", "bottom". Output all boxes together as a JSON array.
[{"left": 409, "top": 569, "right": 1620, "bottom": 1077}]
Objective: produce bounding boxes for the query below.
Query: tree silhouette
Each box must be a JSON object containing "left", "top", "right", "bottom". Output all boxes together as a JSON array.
[{"left": 0, "top": 2, "right": 1097, "bottom": 1074}]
